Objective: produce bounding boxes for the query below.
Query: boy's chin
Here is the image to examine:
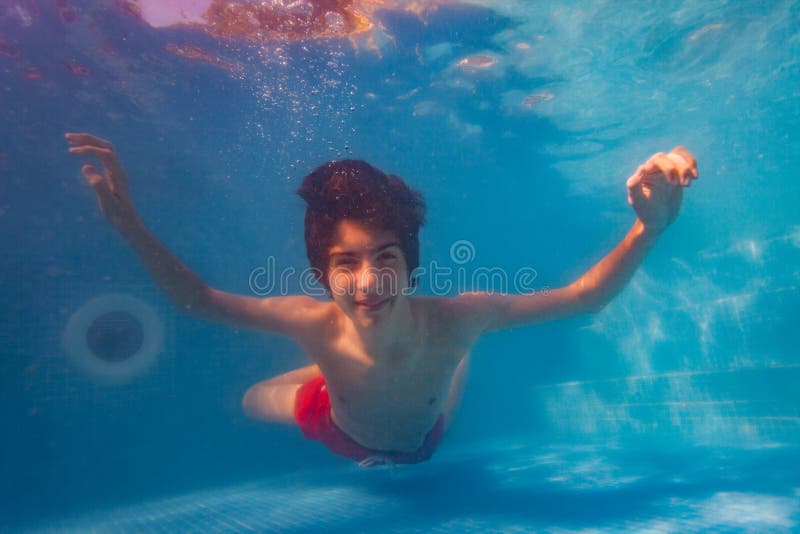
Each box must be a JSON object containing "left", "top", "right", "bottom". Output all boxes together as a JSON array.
[{"left": 350, "top": 296, "right": 398, "bottom": 321}]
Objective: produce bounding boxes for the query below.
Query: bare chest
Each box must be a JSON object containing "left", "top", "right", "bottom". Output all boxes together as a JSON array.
[{"left": 312, "top": 341, "right": 464, "bottom": 451}]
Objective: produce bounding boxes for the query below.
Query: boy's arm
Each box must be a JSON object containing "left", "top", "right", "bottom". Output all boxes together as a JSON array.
[
  {"left": 66, "top": 132, "right": 325, "bottom": 338},
  {"left": 449, "top": 147, "right": 699, "bottom": 334},
  {"left": 121, "top": 219, "right": 326, "bottom": 336}
]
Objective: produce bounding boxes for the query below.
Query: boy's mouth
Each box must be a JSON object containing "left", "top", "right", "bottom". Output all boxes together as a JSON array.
[{"left": 355, "top": 297, "right": 391, "bottom": 312}]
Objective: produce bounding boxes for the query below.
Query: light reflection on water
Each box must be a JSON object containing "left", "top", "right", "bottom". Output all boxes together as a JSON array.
[{"left": 532, "top": 228, "right": 800, "bottom": 448}]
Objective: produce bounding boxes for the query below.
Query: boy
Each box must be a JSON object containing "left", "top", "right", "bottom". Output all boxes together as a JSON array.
[{"left": 66, "top": 133, "right": 698, "bottom": 466}]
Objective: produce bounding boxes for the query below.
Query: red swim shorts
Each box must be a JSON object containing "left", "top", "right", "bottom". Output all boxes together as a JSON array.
[{"left": 294, "top": 375, "right": 445, "bottom": 465}]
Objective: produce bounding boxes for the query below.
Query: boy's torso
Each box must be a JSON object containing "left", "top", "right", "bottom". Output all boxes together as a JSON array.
[{"left": 296, "top": 296, "right": 476, "bottom": 452}]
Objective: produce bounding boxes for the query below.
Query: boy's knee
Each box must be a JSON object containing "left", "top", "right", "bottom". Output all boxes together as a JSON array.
[
  {"left": 241, "top": 383, "right": 271, "bottom": 419},
  {"left": 241, "top": 386, "right": 260, "bottom": 418}
]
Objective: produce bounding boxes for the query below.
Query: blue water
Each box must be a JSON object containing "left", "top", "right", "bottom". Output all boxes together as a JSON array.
[{"left": 1, "top": 1, "right": 799, "bottom": 532}]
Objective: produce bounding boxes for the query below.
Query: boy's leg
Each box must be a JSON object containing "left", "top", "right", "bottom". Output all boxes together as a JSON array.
[
  {"left": 442, "top": 353, "right": 471, "bottom": 433},
  {"left": 242, "top": 364, "right": 321, "bottom": 424}
]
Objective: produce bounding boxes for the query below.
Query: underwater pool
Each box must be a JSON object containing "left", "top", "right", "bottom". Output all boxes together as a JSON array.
[{"left": 1, "top": 1, "right": 798, "bottom": 532}]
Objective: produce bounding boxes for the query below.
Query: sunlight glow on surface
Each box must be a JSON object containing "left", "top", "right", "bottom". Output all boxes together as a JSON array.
[
  {"left": 131, "top": 0, "right": 212, "bottom": 27},
  {"left": 124, "top": 0, "right": 457, "bottom": 42}
]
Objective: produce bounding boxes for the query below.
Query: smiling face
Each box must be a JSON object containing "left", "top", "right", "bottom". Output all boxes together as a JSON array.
[{"left": 327, "top": 219, "right": 410, "bottom": 327}]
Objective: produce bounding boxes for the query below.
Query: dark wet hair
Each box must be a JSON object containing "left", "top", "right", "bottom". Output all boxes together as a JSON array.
[{"left": 297, "top": 160, "right": 426, "bottom": 292}]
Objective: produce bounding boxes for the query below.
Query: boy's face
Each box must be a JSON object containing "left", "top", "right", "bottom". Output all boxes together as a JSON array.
[{"left": 327, "top": 219, "right": 409, "bottom": 327}]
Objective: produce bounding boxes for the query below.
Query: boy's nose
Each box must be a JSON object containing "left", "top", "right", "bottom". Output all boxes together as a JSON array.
[{"left": 357, "top": 265, "right": 379, "bottom": 294}]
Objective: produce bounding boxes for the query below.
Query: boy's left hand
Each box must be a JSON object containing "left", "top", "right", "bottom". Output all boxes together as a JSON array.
[{"left": 626, "top": 147, "right": 698, "bottom": 231}]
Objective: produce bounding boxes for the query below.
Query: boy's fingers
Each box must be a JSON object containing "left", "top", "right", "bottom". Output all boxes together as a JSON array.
[
  {"left": 670, "top": 147, "right": 699, "bottom": 181},
  {"left": 652, "top": 155, "right": 680, "bottom": 186},
  {"left": 69, "top": 145, "right": 113, "bottom": 158},
  {"left": 627, "top": 168, "right": 646, "bottom": 205},
  {"left": 670, "top": 146, "right": 697, "bottom": 171},
  {"left": 81, "top": 164, "right": 104, "bottom": 187},
  {"left": 626, "top": 166, "right": 644, "bottom": 190},
  {"left": 65, "top": 132, "right": 113, "bottom": 149},
  {"left": 666, "top": 153, "right": 692, "bottom": 186},
  {"left": 628, "top": 147, "right": 696, "bottom": 205},
  {"left": 628, "top": 179, "right": 646, "bottom": 207},
  {"left": 638, "top": 155, "right": 669, "bottom": 185},
  {"left": 69, "top": 145, "right": 116, "bottom": 171},
  {"left": 69, "top": 145, "right": 124, "bottom": 190},
  {"left": 81, "top": 164, "right": 118, "bottom": 199},
  {"left": 83, "top": 167, "right": 115, "bottom": 208}
]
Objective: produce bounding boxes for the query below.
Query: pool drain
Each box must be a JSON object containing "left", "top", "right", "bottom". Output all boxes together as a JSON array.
[{"left": 63, "top": 294, "right": 163, "bottom": 384}]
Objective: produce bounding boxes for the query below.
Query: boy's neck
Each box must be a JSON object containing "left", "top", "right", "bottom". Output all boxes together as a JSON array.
[{"left": 349, "top": 296, "right": 416, "bottom": 356}]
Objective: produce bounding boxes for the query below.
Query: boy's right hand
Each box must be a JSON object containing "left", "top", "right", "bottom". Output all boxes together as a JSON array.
[{"left": 66, "top": 133, "right": 141, "bottom": 233}]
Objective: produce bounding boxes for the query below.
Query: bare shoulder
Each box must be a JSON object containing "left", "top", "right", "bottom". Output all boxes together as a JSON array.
[
  {"left": 411, "top": 293, "right": 495, "bottom": 346},
  {"left": 259, "top": 295, "right": 338, "bottom": 334},
  {"left": 257, "top": 294, "right": 335, "bottom": 321}
]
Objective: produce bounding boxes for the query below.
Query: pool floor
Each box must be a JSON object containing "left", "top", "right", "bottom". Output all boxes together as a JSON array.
[{"left": 24, "top": 442, "right": 800, "bottom": 533}]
